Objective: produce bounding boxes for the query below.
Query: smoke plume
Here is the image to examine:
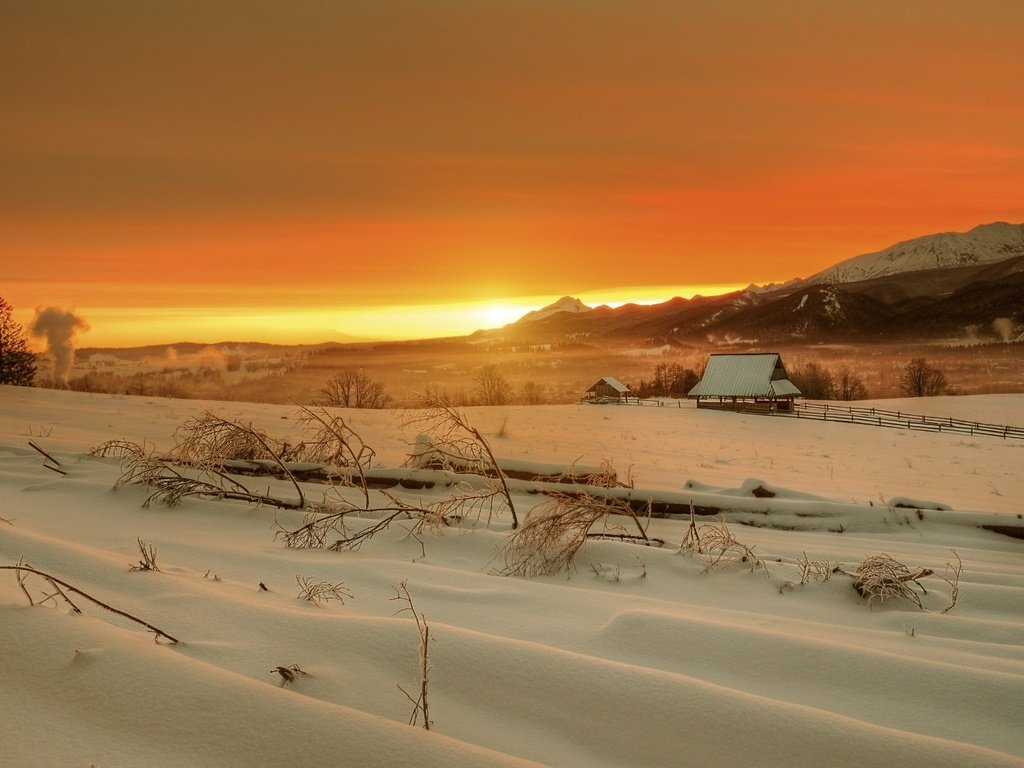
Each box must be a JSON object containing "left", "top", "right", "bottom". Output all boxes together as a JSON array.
[
  {"left": 30, "top": 307, "right": 90, "bottom": 385},
  {"left": 991, "top": 318, "right": 1015, "bottom": 343}
]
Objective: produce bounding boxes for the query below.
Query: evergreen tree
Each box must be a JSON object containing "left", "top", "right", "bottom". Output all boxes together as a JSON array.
[{"left": 0, "top": 297, "right": 37, "bottom": 386}]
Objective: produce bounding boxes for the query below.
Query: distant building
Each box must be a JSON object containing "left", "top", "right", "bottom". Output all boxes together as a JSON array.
[
  {"left": 687, "top": 353, "right": 801, "bottom": 412},
  {"left": 584, "top": 376, "right": 632, "bottom": 403}
]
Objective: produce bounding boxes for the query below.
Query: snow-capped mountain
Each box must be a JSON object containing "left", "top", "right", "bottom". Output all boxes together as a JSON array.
[
  {"left": 497, "top": 222, "right": 1024, "bottom": 344},
  {"left": 806, "top": 222, "right": 1024, "bottom": 285},
  {"left": 516, "top": 296, "right": 592, "bottom": 324}
]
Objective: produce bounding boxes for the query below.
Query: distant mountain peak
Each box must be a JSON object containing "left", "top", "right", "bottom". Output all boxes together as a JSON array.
[
  {"left": 806, "top": 221, "right": 1024, "bottom": 285},
  {"left": 515, "top": 296, "right": 592, "bottom": 324}
]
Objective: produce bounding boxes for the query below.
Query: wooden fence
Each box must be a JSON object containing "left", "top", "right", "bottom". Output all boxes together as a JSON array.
[{"left": 781, "top": 402, "right": 1024, "bottom": 440}]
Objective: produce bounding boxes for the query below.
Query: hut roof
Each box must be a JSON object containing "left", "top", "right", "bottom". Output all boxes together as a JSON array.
[
  {"left": 587, "top": 376, "right": 630, "bottom": 393},
  {"left": 687, "top": 353, "right": 801, "bottom": 399}
]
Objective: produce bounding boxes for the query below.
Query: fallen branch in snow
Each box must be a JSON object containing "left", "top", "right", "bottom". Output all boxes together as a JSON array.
[
  {"left": 29, "top": 440, "right": 66, "bottom": 475},
  {"left": 274, "top": 484, "right": 488, "bottom": 551},
  {"left": 94, "top": 437, "right": 307, "bottom": 511},
  {"left": 1, "top": 562, "right": 180, "bottom": 644},
  {"left": 172, "top": 412, "right": 305, "bottom": 509}
]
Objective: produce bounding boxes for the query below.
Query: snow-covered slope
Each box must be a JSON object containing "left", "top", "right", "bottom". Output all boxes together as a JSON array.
[
  {"left": 807, "top": 222, "right": 1024, "bottom": 285},
  {"left": 2, "top": 387, "right": 1023, "bottom": 767}
]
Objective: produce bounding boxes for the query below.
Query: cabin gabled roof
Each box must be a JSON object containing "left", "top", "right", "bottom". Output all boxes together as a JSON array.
[
  {"left": 587, "top": 376, "right": 630, "bottom": 393},
  {"left": 687, "top": 353, "right": 801, "bottom": 399}
]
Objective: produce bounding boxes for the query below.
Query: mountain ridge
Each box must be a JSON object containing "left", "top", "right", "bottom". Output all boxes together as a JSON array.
[
  {"left": 503, "top": 222, "right": 1024, "bottom": 345},
  {"left": 805, "top": 221, "right": 1024, "bottom": 285}
]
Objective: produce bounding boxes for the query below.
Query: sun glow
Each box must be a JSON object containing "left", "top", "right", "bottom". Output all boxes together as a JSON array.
[{"left": 14, "top": 284, "right": 749, "bottom": 348}]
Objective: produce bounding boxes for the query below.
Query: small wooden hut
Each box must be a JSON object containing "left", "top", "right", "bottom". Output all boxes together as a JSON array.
[
  {"left": 687, "top": 353, "right": 800, "bottom": 412},
  {"left": 584, "top": 376, "right": 631, "bottom": 403}
]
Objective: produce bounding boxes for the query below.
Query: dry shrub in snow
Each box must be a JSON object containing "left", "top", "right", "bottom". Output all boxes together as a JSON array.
[
  {"left": 551, "top": 457, "right": 633, "bottom": 489},
  {"left": 678, "top": 506, "right": 767, "bottom": 575},
  {"left": 796, "top": 551, "right": 836, "bottom": 585},
  {"left": 295, "top": 575, "right": 352, "bottom": 605},
  {"left": 498, "top": 492, "right": 664, "bottom": 577},
  {"left": 694, "top": 520, "right": 768, "bottom": 574},
  {"left": 128, "top": 537, "right": 160, "bottom": 572},
  {"left": 853, "top": 554, "right": 933, "bottom": 609},
  {"left": 173, "top": 411, "right": 299, "bottom": 464}
]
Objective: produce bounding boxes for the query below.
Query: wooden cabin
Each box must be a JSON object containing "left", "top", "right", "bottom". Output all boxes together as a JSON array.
[
  {"left": 687, "top": 353, "right": 801, "bottom": 412},
  {"left": 584, "top": 376, "right": 631, "bottom": 403}
]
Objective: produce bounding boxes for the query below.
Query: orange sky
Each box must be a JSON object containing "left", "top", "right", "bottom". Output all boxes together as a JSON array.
[{"left": 2, "top": 1, "right": 1022, "bottom": 347}]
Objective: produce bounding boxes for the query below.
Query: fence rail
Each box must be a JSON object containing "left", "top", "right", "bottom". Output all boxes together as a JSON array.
[{"left": 782, "top": 401, "right": 1024, "bottom": 440}]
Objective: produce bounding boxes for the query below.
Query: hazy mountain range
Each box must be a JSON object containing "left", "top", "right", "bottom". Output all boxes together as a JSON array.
[{"left": 500, "top": 222, "right": 1024, "bottom": 345}]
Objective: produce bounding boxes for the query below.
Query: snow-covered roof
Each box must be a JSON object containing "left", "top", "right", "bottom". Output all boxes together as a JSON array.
[
  {"left": 688, "top": 353, "right": 801, "bottom": 399},
  {"left": 587, "top": 376, "right": 630, "bottom": 393}
]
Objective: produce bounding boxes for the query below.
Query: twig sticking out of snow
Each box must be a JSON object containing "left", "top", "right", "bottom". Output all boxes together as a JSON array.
[
  {"left": 128, "top": 537, "right": 160, "bottom": 572},
  {"left": 391, "top": 580, "right": 432, "bottom": 730}
]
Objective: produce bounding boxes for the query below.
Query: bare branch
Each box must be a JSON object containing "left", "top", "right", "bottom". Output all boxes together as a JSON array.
[
  {"left": 293, "top": 404, "right": 374, "bottom": 507},
  {"left": 1, "top": 564, "right": 179, "bottom": 643},
  {"left": 171, "top": 412, "right": 305, "bottom": 509},
  {"left": 403, "top": 392, "right": 518, "bottom": 529}
]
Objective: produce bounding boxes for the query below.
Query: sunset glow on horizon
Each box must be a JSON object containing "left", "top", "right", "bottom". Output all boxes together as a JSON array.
[
  {"left": 2, "top": 2, "right": 1022, "bottom": 348},
  {"left": 14, "top": 284, "right": 748, "bottom": 349}
]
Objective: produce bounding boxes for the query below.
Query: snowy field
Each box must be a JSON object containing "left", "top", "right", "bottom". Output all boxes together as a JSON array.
[{"left": 1, "top": 385, "right": 1022, "bottom": 767}]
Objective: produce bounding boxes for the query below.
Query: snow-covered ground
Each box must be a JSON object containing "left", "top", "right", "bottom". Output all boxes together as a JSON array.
[{"left": 1, "top": 386, "right": 1022, "bottom": 767}]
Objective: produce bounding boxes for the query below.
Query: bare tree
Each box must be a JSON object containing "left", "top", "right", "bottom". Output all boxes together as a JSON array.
[
  {"left": 899, "top": 358, "right": 948, "bottom": 397},
  {"left": 315, "top": 369, "right": 391, "bottom": 409},
  {"left": 789, "top": 362, "right": 835, "bottom": 399},
  {"left": 835, "top": 367, "right": 869, "bottom": 400},
  {"left": 520, "top": 380, "right": 545, "bottom": 405},
  {"left": 473, "top": 365, "right": 513, "bottom": 406}
]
